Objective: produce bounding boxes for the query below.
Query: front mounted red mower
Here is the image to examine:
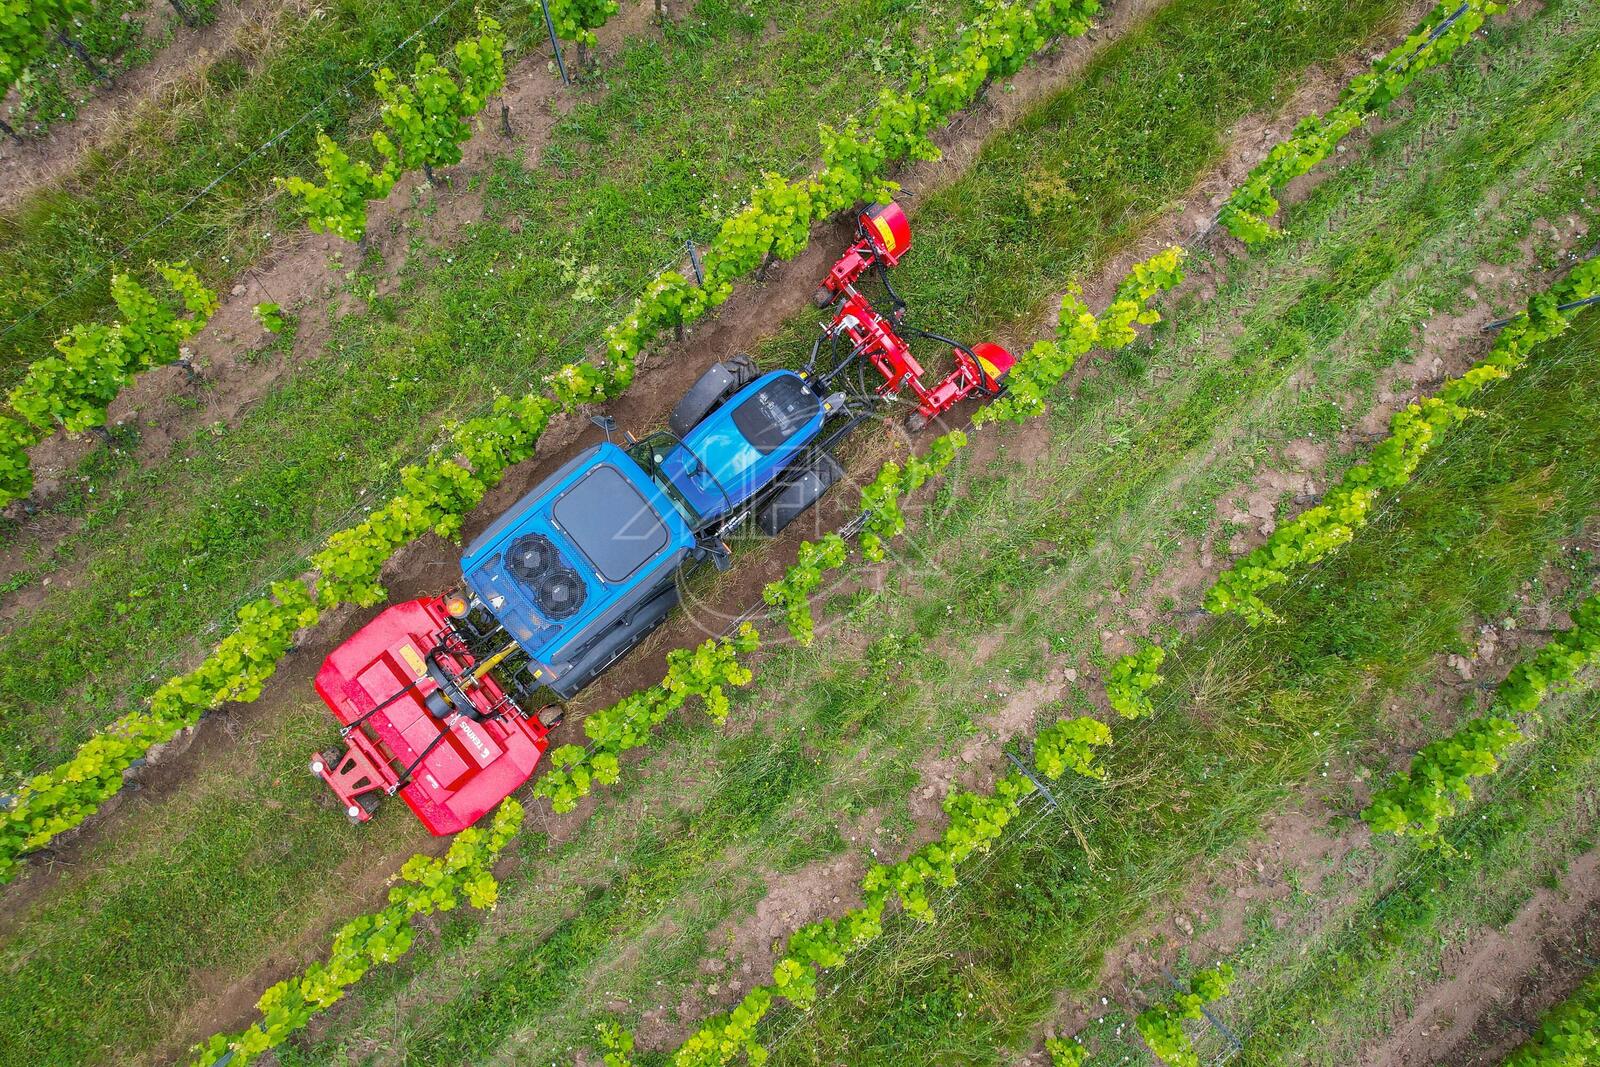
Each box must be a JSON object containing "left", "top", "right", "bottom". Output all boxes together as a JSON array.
[{"left": 810, "top": 202, "right": 1017, "bottom": 431}]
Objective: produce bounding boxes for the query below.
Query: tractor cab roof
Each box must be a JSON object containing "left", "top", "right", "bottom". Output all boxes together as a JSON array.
[{"left": 459, "top": 443, "right": 695, "bottom": 660}]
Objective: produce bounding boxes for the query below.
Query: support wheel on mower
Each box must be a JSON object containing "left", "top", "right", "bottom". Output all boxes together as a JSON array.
[
  {"left": 537, "top": 703, "right": 567, "bottom": 728},
  {"left": 905, "top": 411, "right": 930, "bottom": 433},
  {"left": 347, "top": 791, "right": 381, "bottom": 824}
]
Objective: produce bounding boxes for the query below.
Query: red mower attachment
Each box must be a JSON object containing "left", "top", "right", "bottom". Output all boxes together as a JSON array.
[
  {"left": 813, "top": 202, "right": 1016, "bottom": 431},
  {"left": 310, "top": 598, "right": 551, "bottom": 835}
]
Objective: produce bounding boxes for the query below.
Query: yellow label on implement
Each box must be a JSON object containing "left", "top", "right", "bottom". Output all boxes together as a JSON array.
[
  {"left": 871, "top": 215, "right": 898, "bottom": 254},
  {"left": 399, "top": 643, "right": 427, "bottom": 679}
]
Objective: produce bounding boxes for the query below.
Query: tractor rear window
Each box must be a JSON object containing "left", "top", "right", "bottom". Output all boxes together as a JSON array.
[
  {"left": 551, "top": 465, "right": 669, "bottom": 583},
  {"left": 731, "top": 375, "right": 819, "bottom": 455}
]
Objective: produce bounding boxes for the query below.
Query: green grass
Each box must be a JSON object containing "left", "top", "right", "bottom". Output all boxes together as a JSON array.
[
  {"left": 0, "top": 0, "right": 992, "bottom": 780},
  {"left": 1, "top": 0, "right": 1591, "bottom": 1063},
  {"left": 0, "top": 0, "right": 507, "bottom": 376}
]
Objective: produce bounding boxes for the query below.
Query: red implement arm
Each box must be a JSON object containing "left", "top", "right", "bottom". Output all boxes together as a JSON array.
[{"left": 815, "top": 203, "right": 1016, "bottom": 426}]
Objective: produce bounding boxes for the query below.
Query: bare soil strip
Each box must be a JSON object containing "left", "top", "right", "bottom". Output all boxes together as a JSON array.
[{"left": 0, "top": 0, "right": 303, "bottom": 208}]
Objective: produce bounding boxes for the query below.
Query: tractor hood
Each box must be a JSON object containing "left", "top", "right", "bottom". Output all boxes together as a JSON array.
[
  {"left": 657, "top": 370, "right": 826, "bottom": 521},
  {"left": 460, "top": 443, "right": 694, "bottom": 659}
]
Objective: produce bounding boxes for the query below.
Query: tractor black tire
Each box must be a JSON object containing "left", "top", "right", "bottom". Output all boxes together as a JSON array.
[
  {"left": 668, "top": 354, "right": 758, "bottom": 438},
  {"left": 756, "top": 452, "right": 845, "bottom": 536}
]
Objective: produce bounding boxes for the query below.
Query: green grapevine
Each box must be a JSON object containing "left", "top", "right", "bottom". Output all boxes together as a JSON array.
[
  {"left": 670, "top": 772, "right": 1039, "bottom": 1065},
  {"left": 597, "top": 1021, "right": 637, "bottom": 1067},
  {"left": 0, "top": 0, "right": 90, "bottom": 103},
  {"left": 1105, "top": 640, "right": 1166, "bottom": 720},
  {"left": 531, "top": 625, "right": 760, "bottom": 813},
  {"left": 546, "top": 0, "right": 620, "bottom": 51},
  {"left": 1362, "top": 594, "right": 1600, "bottom": 847},
  {"left": 252, "top": 302, "right": 285, "bottom": 333},
  {"left": 277, "top": 132, "right": 398, "bottom": 242},
  {"left": 191, "top": 800, "right": 521, "bottom": 1066},
  {"left": 1207, "top": 256, "right": 1600, "bottom": 625},
  {"left": 280, "top": 15, "right": 504, "bottom": 240},
  {"left": 1220, "top": 0, "right": 1509, "bottom": 243},
  {"left": 374, "top": 15, "right": 507, "bottom": 179},
  {"left": 1135, "top": 962, "right": 1236, "bottom": 1067},
  {"left": 1045, "top": 1037, "right": 1089, "bottom": 1067},
  {"left": 0, "top": 262, "right": 217, "bottom": 506},
  {"left": 1502, "top": 968, "right": 1600, "bottom": 1067},
  {"left": 1034, "top": 715, "right": 1112, "bottom": 779}
]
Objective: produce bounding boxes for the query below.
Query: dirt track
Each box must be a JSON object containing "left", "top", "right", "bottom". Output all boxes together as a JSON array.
[{"left": 0, "top": 0, "right": 306, "bottom": 209}]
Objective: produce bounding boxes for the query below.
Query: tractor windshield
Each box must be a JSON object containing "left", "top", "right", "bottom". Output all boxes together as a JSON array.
[{"left": 629, "top": 432, "right": 729, "bottom": 530}]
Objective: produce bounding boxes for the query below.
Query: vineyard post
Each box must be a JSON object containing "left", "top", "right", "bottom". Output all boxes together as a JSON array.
[
  {"left": 1003, "top": 747, "right": 1060, "bottom": 811},
  {"left": 0, "top": 116, "right": 20, "bottom": 145},
  {"left": 678, "top": 239, "right": 706, "bottom": 341},
  {"left": 500, "top": 103, "right": 513, "bottom": 138},
  {"left": 538, "top": 0, "right": 571, "bottom": 85},
  {"left": 166, "top": 0, "right": 197, "bottom": 27},
  {"left": 56, "top": 31, "right": 107, "bottom": 82},
  {"left": 1161, "top": 966, "right": 1244, "bottom": 1052}
]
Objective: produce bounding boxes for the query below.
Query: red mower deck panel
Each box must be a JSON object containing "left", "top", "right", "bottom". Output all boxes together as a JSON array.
[{"left": 312, "top": 598, "right": 550, "bottom": 835}]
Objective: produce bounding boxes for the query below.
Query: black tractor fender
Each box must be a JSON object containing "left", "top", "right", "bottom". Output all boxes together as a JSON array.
[
  {"left": 756, "top": 451, "right": 845, "bottom": 537},
  {"left": 668, "top": 354, "right": 759, "bottom": 438}
]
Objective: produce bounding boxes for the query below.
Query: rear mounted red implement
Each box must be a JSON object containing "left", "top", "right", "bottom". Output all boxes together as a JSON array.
[{"left": 310, "top": 598, "right": 550, "bottom": 835}]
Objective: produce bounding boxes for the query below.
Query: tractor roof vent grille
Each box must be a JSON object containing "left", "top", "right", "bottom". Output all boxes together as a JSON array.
[
  {"left": 535, "top": 568, "right": 586, "bottom": 620},
  {"left": 505, "top": 533, "right": 559, "bottom": 585}
]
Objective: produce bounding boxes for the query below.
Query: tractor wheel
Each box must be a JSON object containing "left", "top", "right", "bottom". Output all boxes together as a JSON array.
[
  {"left": 668, "top": 354, "right": 758, "bottom": 438},
  {"left": 756, "top": 452, "right": 845, "bottom": 536}
]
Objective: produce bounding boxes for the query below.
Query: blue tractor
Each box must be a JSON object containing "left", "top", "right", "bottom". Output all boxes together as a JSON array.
[{"left": 310, "top": 202, "right": 1015, "bottom": 833}]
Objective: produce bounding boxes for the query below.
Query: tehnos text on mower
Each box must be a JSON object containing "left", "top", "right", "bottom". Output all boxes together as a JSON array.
[{"left": 309, "top": 202, "right": 1018, "bottom": 835}]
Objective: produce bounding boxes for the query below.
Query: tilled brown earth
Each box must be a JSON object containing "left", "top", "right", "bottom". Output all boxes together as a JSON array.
[
  {"left": 0, "top": 0, "right": 308, "bottom": 207},
  {"left": 1365, "top": 849, "right": 1600, "bottom": 1067}
]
